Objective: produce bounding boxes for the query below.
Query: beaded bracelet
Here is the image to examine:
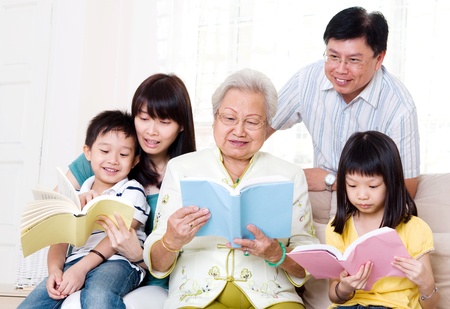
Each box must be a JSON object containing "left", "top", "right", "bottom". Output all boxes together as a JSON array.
[
  {"left": 89, "top": 249, "right": 106, "bottom": 263},
  {"left": 161, "top": 235, "right": 180, "bottom": 253},
  {"left": 421, "top": 285, "right": 438, "bottom": 300},
  {"left": 335, "top": 281, "right": 355, "bottom": 302},
  {"left": 265, "top": 241, "right": 286, "bottom": 267}
]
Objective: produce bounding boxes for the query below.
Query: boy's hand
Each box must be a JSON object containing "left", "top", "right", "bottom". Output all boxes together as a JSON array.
[
  {"left": 57, "top": 262, "right": 88, "bottom": 296},
  {"left": 78, "top": 190, "right": 99, "bottom": 209},
  {"left": 46, "top": 270, "right": 66, "bottom": 300}
]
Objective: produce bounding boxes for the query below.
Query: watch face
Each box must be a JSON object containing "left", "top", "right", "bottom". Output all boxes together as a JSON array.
[{"left": 325, "top": 174, "right": 336, "bottom": 185}]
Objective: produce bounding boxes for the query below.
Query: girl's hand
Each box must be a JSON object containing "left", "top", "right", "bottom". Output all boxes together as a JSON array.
[
  {"left": 97, "top": 213, "right": 143, "bottom": 263},
  {"left": 78, "top": 190, "right": 99, "bottom": 209},
  {"left": 392, "top": 255, "right": 435, "bottom": 292},
  {"left": 339, "top": 261, "right": 373, "bottom": 291}
]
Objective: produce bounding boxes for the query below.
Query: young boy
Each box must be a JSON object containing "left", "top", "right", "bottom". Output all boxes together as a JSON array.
[{"left": 19, "top": 110, "right": 149, "bottom": 309}]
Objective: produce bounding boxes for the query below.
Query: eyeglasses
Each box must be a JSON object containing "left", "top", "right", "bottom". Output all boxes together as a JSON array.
[
  {"left": 217, "top": 113, "right": 266, "bottom": 131},
  {"left": 323, "top": 52, "right": 371, "bottom": 69}
]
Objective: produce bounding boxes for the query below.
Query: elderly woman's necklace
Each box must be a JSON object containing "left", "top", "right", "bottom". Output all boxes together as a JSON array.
[
  {"left": 226, "top": 166, "right": 247, "bottom": 184},
  {"left": 228, "top": 171, "right": 242, "bottom": 184},
  {"left": 222, "top": 157, "right": 249, "bottom": 185}
]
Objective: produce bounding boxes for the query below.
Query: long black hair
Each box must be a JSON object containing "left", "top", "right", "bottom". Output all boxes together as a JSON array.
[
  {"left": 129, "top": 73, "right": 196, "bottom": 188},
  {"left": 331, "top": 131, "right": 417, "bottom": 234}
]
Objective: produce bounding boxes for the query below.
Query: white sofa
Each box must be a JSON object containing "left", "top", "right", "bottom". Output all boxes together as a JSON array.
[{"left": 61, "top": 285, "right": 167, "bottom": 309}]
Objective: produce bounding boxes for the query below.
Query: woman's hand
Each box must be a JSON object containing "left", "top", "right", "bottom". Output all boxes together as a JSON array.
[
  {"left": 151, "top": 206, "right": 210, "bottom": 272},
  {"left": 163, "top": 206, "right": 211, "bottom": 250},
  {"left": 229, "top": 224, "right": 275, "bottom": 259},
  {"left": 97, "top": 213, "right": 144, "bottom": 263}
]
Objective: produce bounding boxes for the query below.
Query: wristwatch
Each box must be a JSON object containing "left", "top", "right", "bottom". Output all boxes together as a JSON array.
[{"left": 324, "top": 173, "right": 336, "bottom": 192}]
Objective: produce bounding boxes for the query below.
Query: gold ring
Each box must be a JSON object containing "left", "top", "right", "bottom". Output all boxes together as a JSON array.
[{"left": 189, "top": 222, "right": 194, "bottom": 229}]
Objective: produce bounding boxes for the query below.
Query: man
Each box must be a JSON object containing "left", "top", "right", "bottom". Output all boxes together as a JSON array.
[{"left": 267, "top": 6, "right": 419, "bottom": 197}]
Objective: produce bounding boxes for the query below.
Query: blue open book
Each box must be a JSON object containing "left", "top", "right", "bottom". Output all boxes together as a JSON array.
[{"left": 180, "top": 176, "right": 293, "bottom": 246}]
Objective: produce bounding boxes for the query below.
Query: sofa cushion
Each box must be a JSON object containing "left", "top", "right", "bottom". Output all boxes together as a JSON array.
[
  {"left": 308, "top": 191, "right": 333, "bottom": 225},
  {"left": 415, "top": 174, "right": 450, "bottom": 309},
  {"left": 430, "top": 233, "right": 450, "bottom": 307},
  {"left": 415, "top": 173, "right": 450, "bottom": 233}
]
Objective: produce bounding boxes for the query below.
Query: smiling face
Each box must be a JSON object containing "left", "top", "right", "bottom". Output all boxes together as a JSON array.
[
  {"left": 324, "top": 37, "right": 385, "bottom": 103},
  {"left": 213, "top": 88, "right": 267, "bottom": 165},
  {"left": 134, "top": 105, "right": 183, "bottom": 161},
  {"left": 345, "top": 173, "right": 386, "bottom": 219},
  {"left": 84, "top": 130, "right": 139, "bottom": 192}
]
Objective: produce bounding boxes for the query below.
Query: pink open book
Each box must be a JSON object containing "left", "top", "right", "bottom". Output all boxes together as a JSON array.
[{"left": 287, "top": 227, "right": 410, "bottom": 290}]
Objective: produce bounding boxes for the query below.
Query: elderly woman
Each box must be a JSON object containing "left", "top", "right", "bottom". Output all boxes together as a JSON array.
[{"left": 144, "top": 69, "right": 319, "bottom": 309}]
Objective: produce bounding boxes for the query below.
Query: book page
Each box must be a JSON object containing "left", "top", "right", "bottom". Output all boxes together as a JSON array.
[
  {"left": 236, "top": 175, "right": 290, "bottom": 192},
  {"left": 180, "top": 179, "right": 293, "bottom": 246},
  {"left": 56, "top": 167, "right": 81, "bottom": 209},
  {"left": 32, "top": 188, "right": 75, "bottom": 204},
  {"left": 21, "top": 200, "right": 79, "bottom": 233},
  {"left": 180, "top": 179, "right": 237, "bottom": 240},
  {"left": 342, "top": 226, "right": 393, "bottom": 259},
  {"left": 288, "top": 227, "right": 410, "bottom": 290},
  {"left": 239, "top": 181, "right": 293, "bottom": 240},
  {"left": 290, "top": 243, "right": 343, "bottom": 258},
  {"left": 341, "top": 227, "right": 409, "bottom": 289}
]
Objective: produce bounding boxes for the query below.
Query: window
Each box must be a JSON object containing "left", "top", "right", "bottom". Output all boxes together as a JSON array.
[{"left": 153, "top": 0, "right": 450, "bottom": 173}]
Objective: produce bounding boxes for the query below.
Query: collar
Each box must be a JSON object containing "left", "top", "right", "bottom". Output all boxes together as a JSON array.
[
  {"left": 81, "top": 176, "right": 129, "bottom": 196},
  {"left": 214, "top": 146, "right": 256, "bottom": 187}
]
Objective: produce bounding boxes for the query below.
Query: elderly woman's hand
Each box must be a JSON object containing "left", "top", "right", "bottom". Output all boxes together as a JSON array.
[
  {"left": 163, "top": 206, "right": 211, "bottom": 250},
  {"left": 229, "top": 224, "right": 281, "bottom": 260},
  {"left": 96, "top": 213, "right": 144, "bottom": 264}
]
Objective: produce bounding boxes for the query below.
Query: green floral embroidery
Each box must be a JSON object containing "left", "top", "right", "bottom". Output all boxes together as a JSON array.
[
  {"left": 208, "top": 266, "right": 220, "bottom": 278},
  {"left": 161, "top": 194, "right": 169, "bottom": 204},
  {"left": 178, "top": 265, "right": 214, "bottom": 303},
  {"left": 246, "top": 278, "right": 282, "bottom": 298},
  {"left": 240, "top": 268, "right": 252, "bottom": 280}
]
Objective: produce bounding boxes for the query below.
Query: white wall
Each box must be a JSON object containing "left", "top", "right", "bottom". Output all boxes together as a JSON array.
[{"left": 40, "top": 0, "right": 160, "bottom": 187}]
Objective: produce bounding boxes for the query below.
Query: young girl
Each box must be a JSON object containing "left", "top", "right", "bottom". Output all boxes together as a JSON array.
[
  {"left": 327, "top": 131, "right": 439, "bottom": 309},
  {"left": 60, "top": 73, "right": 196, "bottom": 308}
]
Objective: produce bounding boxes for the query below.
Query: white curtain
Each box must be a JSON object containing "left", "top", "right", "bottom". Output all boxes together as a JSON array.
[{"left": 150, "top": 0, "right": 450, "bottom": 173}]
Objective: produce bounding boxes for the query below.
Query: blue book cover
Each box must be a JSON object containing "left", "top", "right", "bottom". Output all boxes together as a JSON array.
[{"left": 180, "top": 176, "right": 293, "bottom": 246}]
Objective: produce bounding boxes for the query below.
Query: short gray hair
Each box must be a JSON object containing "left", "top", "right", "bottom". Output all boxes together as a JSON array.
[{"left": 211, "top": 68, "right": 277, "bottom": 125}]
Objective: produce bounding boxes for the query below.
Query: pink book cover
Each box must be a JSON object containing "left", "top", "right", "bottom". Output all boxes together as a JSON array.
[{"left": 287, "top": 227, "right": 410, "bottom": 290}]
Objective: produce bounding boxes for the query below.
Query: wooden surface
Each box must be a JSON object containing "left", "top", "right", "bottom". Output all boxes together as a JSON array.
[{"left": 0, "top": 284, "right": 30, "bottom": 308}]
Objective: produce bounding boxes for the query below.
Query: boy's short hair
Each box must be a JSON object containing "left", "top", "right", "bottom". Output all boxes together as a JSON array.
[{"left": 85, "top": 110, "right": 138, "bottom": 155}]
